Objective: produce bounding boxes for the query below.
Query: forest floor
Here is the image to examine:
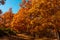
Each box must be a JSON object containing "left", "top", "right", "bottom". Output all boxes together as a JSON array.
[{"left": 0, "top": 34, "right": 59, "bottom": 40}]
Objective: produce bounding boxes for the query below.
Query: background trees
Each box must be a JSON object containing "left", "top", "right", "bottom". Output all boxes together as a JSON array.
[
  {"left": 0, "top": 0, "right": 6, "bottom": 5},
  {"left": 0, "top": 0, "right": 6, "bottom": 27},
  {"left": 0, "top": 0, "right": 60, "bottom": 39},
  {"left": 11, "top": 0, "right": 60, "bottom": 38},
  {"left": 2, "top": 8, "right": 14, "bottom": 28}
]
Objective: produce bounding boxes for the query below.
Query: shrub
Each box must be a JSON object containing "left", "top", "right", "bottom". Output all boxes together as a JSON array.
[{"left": 0, "top": 27, "right": 17, "bottom": 37}]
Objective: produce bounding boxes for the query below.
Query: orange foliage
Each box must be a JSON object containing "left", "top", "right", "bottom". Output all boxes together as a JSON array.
[
  {"left": 1, "top": 8, "right": 14, "bottom": 28},
  {"left": 0, "top": 0, "right": 60, "bottom": 37},
  {"left": 11, "top": 8, "right": 28, "bottom": 32},
  {"left": 11, "top": 0, "right": 60, "bottom": 34},
  {"left": 20, "top": 0, "right": 32, "bottom": 10}
]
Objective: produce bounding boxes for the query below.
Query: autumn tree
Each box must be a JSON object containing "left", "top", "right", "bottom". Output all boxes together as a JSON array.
[
  {"left": 0, "top": 0, "right": 6, "bottom": 27},
  {"left": 11, "top": 0, "right": 32, "bottom": 32},
  {"left": 28, "top": 0, "right": 60, "bottom": 38},
  {"left": 0, "top": 10, "right": 3, "bottom": 27},
  {"left": 11, "top": 8, "right": 28, "bottom": 33},
  {"left": 20, "top": 0, "right": 32, "bottom": 10},
  {"left": 11, "top": 0, "right": 60, "bottom": 39},
  {"left": 2, "top": 8, "right": 14, "bottom": 28},
  {"left": 55, "top": 11, "right": 60, "bottom": 37}
]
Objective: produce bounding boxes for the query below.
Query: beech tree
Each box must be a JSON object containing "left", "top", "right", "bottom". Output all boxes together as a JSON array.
[
  {"left": 11, "top": 0, "right": 60, "bottom": 39},
  {"left": 20, "top": 0, "right": 32, "bottom": 9},
  {"left": 11, "top": 0, "right": 32, "bottom": 32},
  {"left": 2, "top": 8, "right": 14, "bottom": 28},
  {"left": 0, "top": 0, "right": 6, "bottom": 22}
]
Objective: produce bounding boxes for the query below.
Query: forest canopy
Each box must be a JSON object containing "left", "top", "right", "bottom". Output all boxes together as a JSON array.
[{"left": 0, "top": 0, "right": 60, "bottom": 39}]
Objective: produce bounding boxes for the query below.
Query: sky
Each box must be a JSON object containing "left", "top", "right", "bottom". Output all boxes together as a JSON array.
[{"left": 0, "top": 0, "right": 22, "bottom": 13}]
